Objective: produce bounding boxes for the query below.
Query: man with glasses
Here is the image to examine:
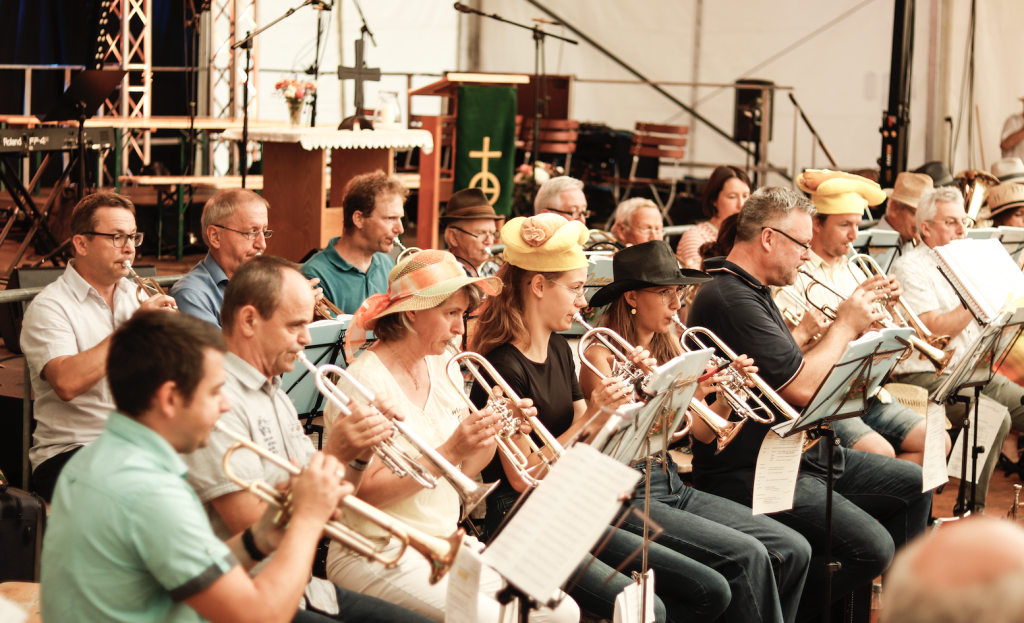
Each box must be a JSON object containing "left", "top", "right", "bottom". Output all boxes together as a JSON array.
[
  {"left": 171, "top": 189, "right": 271, "bottom": 327},
  {"left": 870, "top": 171, "right": 932, "bottom": 255},
  {"left": 609, "top": 198, "right": 664, "bottom": 246},
  {"left": 441, "top": 188, "right": 502, "bottom": 277},
  {"left": 534, "top": 176, "right": 590, "bottom": 225},
  {"left": 689, "top": 184, "right": 930, "bottom": 621},
  {"left": 21, "top": 192, "right": 178, "bottom": 501},
  {"left": 775, "top": 170, "right": 943, "bottom": 466},
  {"left": 890, "top": 186, "right": 1020, "bottom": 513},
  {"left": 301, "top": 171, "right": 407, "bottom": 314}
]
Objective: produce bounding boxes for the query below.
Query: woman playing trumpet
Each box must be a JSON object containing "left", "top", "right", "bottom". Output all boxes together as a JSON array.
[
  {"left": 470, "top": 215, "right": 733, "bottom": 623},
  {"left": 580, "top": 240, "right": 812, "bottom": 623},
  {"left": 324, "top": 250, "right": 579, "bottom": 623}
]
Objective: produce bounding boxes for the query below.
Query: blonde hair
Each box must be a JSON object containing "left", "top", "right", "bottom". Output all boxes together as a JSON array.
[
  {"left": 601, "top": 295, "right": 682, "bottom": 364},
  {"left": 470, "top": 263, "right": 564, "bottom": 355}
]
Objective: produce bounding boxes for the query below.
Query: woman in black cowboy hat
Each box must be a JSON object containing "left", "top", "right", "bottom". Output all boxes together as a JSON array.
[{"left": 582, "top": 240, "right": 813, "bottom": 623}]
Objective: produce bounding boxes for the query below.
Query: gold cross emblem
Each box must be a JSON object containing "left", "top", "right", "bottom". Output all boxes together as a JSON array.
[{"left": 468, "top": 136, "right": 502, "bottom": 204}]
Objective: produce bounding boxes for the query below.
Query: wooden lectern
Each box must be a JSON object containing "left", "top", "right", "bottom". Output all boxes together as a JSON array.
[{"left": 411, "top": 73, "right": 528, "bottom": 250}]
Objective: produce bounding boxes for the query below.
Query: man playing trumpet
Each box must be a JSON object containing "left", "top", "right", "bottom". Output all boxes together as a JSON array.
[
  {"left": 181, "top": 255, "right": 432, "bottom": 622},
  {"left": 776, "top": 170, "right": 949, "bottom": 465},
  {"left": 40, "top": 310, "right": 352, "bottom": 623}
]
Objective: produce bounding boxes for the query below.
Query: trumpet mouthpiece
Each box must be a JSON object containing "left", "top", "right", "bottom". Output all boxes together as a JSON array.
[{"left": 122, "top": 260, "right": 132, "bottom": 269}]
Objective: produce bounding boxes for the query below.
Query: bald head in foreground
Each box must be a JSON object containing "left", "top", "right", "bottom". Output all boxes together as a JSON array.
[{"left": 881, "top": 517, "right": 1024, "bottom": 623}]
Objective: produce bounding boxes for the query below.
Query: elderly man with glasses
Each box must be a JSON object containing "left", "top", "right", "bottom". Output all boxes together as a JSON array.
[
  {"left": 21, "top": 192, "right": 178, "bottom": 501},
  {"left": 890, "top": 186, "right": 1020, "bottom": 513},
  {"left": 171, "top": 188, "right": 272, "bottom": 327},
  {"left": 609, "top": 197, "right": 665, "bottom": 246},
  {"left": 534, "top": 176, "right": 590, "bottom": 224},
  {"left": 441, "top": 188, "right": 503, "bottom": 277}
]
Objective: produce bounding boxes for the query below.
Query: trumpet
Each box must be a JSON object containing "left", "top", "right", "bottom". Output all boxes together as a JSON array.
[
  {"left": 774, "top": 286, "right": 823, "bottom": 340},
  {"left": 296, "top": 352, "right": 496, "bottom": 520},
  {"left": 576, "top": 312, "right": 741, "bottom": 453},
  {"left": 392, "top": 236, "right": 422, "bottom": 264},
  {"left": 123, "top": 260, "right": 177, "bottom": 309},
  {"left": 955, "top": 169, "right": 1000, "bottom": 227},
  {"left": 1010, "top": 484, "right": 1023, "bottom": 522},
  {"left": 799, "top": 268, "right": 954, "bottom": 376},
  {"left": 447, "top": 352, "right": 564, "bottom": 486},
  {"left": 214, "top": 421, "right": 462, "bottom": 585},
  {"left": 674, "top": 317, "right": 821, "bottom": 453},
  {"left": 312, "top": 293, "right": 345, "bottom": 321}
]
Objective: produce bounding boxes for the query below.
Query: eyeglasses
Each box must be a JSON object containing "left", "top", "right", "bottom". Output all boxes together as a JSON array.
[
  {"left": 547, "top": 279, "right": 587, "bottom": 301},
  {"left": 642, "top": 287, "right": 683, "bottom": 306},
  {"left": 545, "top": 206, "right": 592, "bottom": 220},
  {"left": 83, "top": 231, "right": 144, "bottom": 248},
  {"left": 623, "top": 224, "right": 664, "bottom": 237},
  {"left": 213, "top": 224, "right": 274, "bottom": 241},
  {"left": 450, "top": 226, "right": 497, "bottom": 242},
  {"left": 762, "top": 227, "right": 811, "bottom": 251},
  {"left": 927, "top": 218, "right": 969, "bottom": 228}
]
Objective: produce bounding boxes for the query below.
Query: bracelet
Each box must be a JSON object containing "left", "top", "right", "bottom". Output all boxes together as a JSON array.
[
  {"left": 242, "top": 527, "right": 267, "bottom": 562},
  {"left": 349, "top": 456, "right": 373, "bottom": 472}
]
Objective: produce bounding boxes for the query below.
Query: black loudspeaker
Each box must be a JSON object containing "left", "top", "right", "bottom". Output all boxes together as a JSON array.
[{"left": 733, "top": 78, "right": 775, "bottom": 143}]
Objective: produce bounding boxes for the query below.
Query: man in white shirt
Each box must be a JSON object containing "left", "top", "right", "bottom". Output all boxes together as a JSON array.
[
  {"left": 610, "top": 198, "right": 665, "bottom": 246},
  {"left": 22, "top": 191, "right": 177, "bottom": 501},
  {"left": 890, "top": 187, "right": 1021, "bottom": 513},
  {"left": 535, "top": 176, "right": 590, "bottom": 225},
  {"left": 1001, "top": 97, "right": 1024, "bottom": 161}
]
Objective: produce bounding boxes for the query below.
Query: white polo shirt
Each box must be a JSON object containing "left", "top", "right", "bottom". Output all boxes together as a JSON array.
[{"left": 21, "top": 260, "right": 140, "bottom": 470}]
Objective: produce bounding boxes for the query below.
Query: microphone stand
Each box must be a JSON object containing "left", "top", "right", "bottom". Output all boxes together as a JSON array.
[
  {"left": 306, "top": 2, "right": 334, "bottom": 126},
  {"left": 233, "top": 0, "right": 322, "bottom": 188},
  {"left": 454, "top": 4, "right": 577, "bottom": 182}
]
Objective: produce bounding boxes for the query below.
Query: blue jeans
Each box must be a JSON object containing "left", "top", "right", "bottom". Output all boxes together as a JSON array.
[
  {"left": 293, "top": 584, "right": 435, "bottom": 623},
  {"left": 486, "top": 489, "right": 729, "bottom": 622},
  {"left": 695, "top": 448, "right": 931, "bottom": 623},
  {"left": 831, "top": 396, "right": 923, "bottom": 449},
  {"left": 621, "top": 455, "right": 811, "bottom": 623}
]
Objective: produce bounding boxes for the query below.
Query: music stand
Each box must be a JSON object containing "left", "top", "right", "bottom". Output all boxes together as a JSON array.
[
  {"left": 849, "top": 229, "right": 900, "bottom": 272},
  {"left": 780, "top": 330, "right": 910, "bottom": 623},
  {"left": 282, "top": 318, "right": 349, "bottom": 445},
  {"left": 41, "top": 69, "right": 125, "bottom": 199}
]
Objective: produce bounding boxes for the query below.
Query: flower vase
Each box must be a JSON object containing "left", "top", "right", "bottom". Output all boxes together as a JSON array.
[{"left": 287, "top": 100, "right": 304, "bottom": 127}]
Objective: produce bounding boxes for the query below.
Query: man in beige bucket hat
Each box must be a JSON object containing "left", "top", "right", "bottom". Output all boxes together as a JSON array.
[{"left": 870, "top": 171, "right": 933, "bottom": 254}]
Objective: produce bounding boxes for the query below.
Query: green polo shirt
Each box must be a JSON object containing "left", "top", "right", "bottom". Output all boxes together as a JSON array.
[
  {"left": 41, "top": 412, "right": 238, "bottom": 623},
  {"left": 301, "top": 236, "right": 394, "bottom": 315}
]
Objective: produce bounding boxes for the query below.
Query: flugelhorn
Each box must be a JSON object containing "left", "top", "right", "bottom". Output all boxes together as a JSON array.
[
  {"left": 773, "top": 286, "right": 824, "bottom": 340},
  {"left": 800, "top": 268, "right": 954, "bottom": 376},
  {"left": 576, "top": 312, "right": 741, "bottom": 452},
  {"left": 392, "top": 236, "right": 422, "bottom": 264},
  {"left": 313, "top": 293, "right": 344, "bottom": 321},
  {"left": 673, "top": 317, "right": 821, "bottom": 452},
  {"left": 955, "top": 169, "right": 1000, "bottom": 227},
  {"left": 447, "top": 352, "right": 564, "bottom": 486},
  {"left": 123, "top": 260, "right": 177, "bottom": 309},
  {"left": 296, "top": 352, "right": 496, "bottom": 520},
  {"left": 214, "top": 421, "right": 462, "bottom": 585}
]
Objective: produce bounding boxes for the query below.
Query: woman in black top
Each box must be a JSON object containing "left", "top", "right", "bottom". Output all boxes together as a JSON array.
[{"left": 469, "top": 214, "right": 731, "bottom": 623}]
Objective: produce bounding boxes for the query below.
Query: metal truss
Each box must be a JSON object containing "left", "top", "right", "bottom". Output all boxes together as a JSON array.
[
  {"left": 100, "top": 0, "right": 153, "bottom": 175},
  {"left": 207, "top": 0, "right": 259, "bottom": 176}
]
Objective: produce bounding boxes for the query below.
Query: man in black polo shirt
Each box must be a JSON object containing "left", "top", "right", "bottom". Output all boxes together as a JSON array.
[{"left": 688, "top": 186, "right": 931, "bottom": 622}]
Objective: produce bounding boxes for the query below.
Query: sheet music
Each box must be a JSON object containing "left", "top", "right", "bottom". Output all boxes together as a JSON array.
[
  {"left": 0, "top": 596, "right": 27, "bottom": 623},
  {"left": 446, "top": 546, "right": 483, "bottom": 623},
  {"left": 614, "top": 569, "right": 656, "bottom": 623},
  {"left": 482, "top": 445, "right": 641, "bottom": 603},
  {"left": 922, "top": 402, "right": 950, "bottom": 492},
  {"left": 794, "top": 332, "right": 886, "bottom": 431},
  {"left": 752, "top": 424, "right": 804, "bottom": 515},
  {"left": 935, "top": 238, "right": 1024, "bottom": 322},
  {"left": 947, "top": 395, "right": 1007, "bottom": 483},
  {"left": 999, "top": 226, "right": 1024, "bottom": 262}
]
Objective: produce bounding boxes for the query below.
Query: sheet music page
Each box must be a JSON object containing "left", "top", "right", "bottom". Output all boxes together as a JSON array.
[
  {"left": 947, "top": 395, "right": 1007, "bottom": 482},
  {"left": 0, "top": 596, "right": 27, "bottom": 623},
  {"left": 752, "top": 427, "right": 804, "bottom": 515},
  {"left": 922, "top": 402, "right": 950, "bottom": 492},
  {"left": 446, "top": 546, "right": 483, "bottom": 623},
  {"left": 482, "top": 445, "right": 641, "bottom": 603},
  {"left": 938, "top": 239, "right": 1024, "bottom": 321},
  {"left": 614, "top": 569, "right": 656, "bottom": 623}
]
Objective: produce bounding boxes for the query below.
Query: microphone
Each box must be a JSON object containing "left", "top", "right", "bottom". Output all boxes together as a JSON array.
[{"left": 454, "top": 2, "right": 473, "bottom": 13}]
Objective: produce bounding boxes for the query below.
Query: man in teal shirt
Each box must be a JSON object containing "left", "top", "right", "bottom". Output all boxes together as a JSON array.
[
  {"left": 301, "top": 171, "right": 406, "bottom": 314},
  {"left": 40, "top": 311, "right": 349, "bottom": 623}
]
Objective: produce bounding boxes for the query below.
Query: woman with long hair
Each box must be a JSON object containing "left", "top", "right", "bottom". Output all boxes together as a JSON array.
[
  {"left": 677, "top": 166, "right": 751, "bottom": 269},
  {"left": 323, "top": 250, "right": 579, "bottom": 623},
  {"left": 580, "top": 240, "right": 812, "bottom": 623},
  {"left": 469, "top": 214, "right": 733, "bottom": 623}
]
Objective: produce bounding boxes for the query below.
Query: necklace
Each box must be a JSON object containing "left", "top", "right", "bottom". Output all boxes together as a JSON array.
[{"left": 389, "top": 343, "right": 425, "bottom": 391}]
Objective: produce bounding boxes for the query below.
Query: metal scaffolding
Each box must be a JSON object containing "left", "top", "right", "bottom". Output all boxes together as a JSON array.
[
  {"left": 206, "top": 0, "right": 259, "bottom": 176},
  {"left": 100, "top": 0, "right": 153, "bottom": 174}
]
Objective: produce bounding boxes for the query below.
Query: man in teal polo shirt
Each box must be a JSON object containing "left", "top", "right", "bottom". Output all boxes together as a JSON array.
[
  {"left": 301, "top": 171, "right": 406, "bottom": 315},
  {"left": 40, "top": 311, "right": 349, "bottom": 623}
]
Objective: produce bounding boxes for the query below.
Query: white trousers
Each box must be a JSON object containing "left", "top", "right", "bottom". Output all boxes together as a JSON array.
[{"left": 326, "top": 534, "right": 580, "bottom": 623}]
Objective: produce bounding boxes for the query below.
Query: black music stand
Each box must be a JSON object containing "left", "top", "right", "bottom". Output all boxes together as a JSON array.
[
  {"left": 42, "top": 69, "right": 125, "bottom": 199},
  {"left": 782, "top": 337, "right": 907, "bottom": 623}
]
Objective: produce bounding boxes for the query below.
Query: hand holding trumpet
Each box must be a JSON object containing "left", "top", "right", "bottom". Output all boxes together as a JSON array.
[{"left": 327, "top": 395, "right": 403, "bottom": 465}]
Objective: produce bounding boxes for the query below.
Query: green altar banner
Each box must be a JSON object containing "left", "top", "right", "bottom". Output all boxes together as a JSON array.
[{"left": 454, "top": 84, "right": 517, "bottom": 216}]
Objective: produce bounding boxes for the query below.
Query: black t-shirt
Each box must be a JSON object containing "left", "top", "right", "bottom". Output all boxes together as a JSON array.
[
  {"left": 687, "top": 257, "right": 843, "bottom": 484},
  {"left": 472, "top": 334, "right": 585, "bottom": 488}
]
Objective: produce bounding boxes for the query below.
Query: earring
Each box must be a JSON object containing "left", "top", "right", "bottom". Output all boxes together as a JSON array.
[{"left": 631, "top": 307, "right": 636, "bottom": 315}]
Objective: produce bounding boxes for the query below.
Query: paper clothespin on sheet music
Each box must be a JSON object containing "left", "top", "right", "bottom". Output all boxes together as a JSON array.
[
  {"left": 614, "top": 569, "right": 656, "bottom": 623},
  {"left": 922, "top": 402, "right": 950, "bottom": 492},
  {"left": 446, "top": 545, "right": 484, "bottom": 623},
  {"left": 947, "top": 395, "right": 1006, "bottom": 483},
  {"left": 752, "top": 421, "right": 804, "bottom": 515}
]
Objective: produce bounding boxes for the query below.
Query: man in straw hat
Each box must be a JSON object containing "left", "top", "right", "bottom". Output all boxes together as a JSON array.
[
  {"left": 1001, "top": 96, "right": 1024, "bottom": 161},
  {"left": 302, "top": 170, "right": 408, "bottom": 314},
  {"left": 870, "top": 171, "right": 933, "bottom": 253},
  {"left": 689, "top": 184, "right": 930, "bottom": 621},
  {"left": 777, "top": 170, "right": 948, "bottom": 466},
  {"left": 441, "top": 188, "right": 503, "bottom": 278}
]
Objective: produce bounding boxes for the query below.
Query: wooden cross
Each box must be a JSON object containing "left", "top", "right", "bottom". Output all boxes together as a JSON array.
[{"left": 337, "top": 37, "right": 381, "bottom": 113}]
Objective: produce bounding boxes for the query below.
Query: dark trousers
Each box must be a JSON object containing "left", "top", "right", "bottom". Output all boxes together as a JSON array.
[
  {"left": 32, "top": 447, "right": 82, "bottom": 503},
  {"left": 293, "top": 584, "right": 435, "bottom": 623},
  {"left": 696, "top": 449, "right": 931, "bottom": 623}
]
